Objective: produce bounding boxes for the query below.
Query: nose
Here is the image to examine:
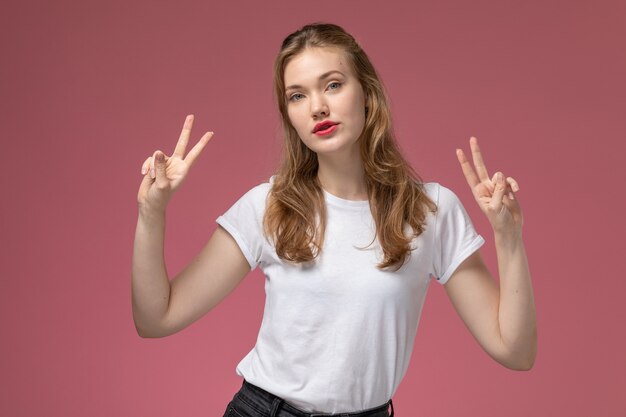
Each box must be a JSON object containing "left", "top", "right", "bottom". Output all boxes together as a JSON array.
[{"left": 310, "top": 93, "right": 329, "bottom": 118}]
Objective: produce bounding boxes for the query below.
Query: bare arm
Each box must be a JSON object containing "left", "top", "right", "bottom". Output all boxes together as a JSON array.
[
  {"left": 132, "top": 115, "right": 250, "bottom": 338},
  {"left": 132, "top": 215, "right": 251, "bottom": 338},
  {"left": 131, "top": 207, "right": 170, "bottom": 337},
  {"left": 444, "top": 243, "right": 536, "bottom": 371},
  {"left": 157, "top": 224, "right": 251, "bottom": 338},
  {"left": 494, "top": 231, "right": 536, "bottom": 369},
  {"left": 449, "top": 136, "right": 537, "bottom": 370}
]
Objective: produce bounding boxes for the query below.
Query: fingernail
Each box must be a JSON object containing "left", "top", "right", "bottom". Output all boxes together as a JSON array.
[
  {"left": 142, "top": 167, "right": 146, "bottom": 175},
  {"left": 151, "top": 168, "right": 155, "bottom": 178},
  {"left": 508, "top": 191, "right": 515, "bottom": 200}
]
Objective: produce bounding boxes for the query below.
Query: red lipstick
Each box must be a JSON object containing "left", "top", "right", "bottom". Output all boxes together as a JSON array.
[
  {"left": 314, "top": 124, "right": 338, "bottom": 136},
  {"left": 313, "top": 120, "right": 339, "bottom": 133}
]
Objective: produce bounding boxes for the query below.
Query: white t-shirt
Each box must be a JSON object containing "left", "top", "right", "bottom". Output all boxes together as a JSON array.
[{"left": 215, "top": 175, "right": 485, "bottom": 414}]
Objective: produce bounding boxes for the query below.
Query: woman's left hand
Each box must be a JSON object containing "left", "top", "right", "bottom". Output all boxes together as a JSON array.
[{"left": 456, "top": 136, "right": 524, "bottom": 236}]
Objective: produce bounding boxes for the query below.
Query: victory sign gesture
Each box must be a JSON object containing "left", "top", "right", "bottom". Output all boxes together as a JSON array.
[
  {"left": 456, "top": 136, "right": 524, "bottom": 237},
  {"left": 137, "top": 115, "right": 215, "bottom": 213}
]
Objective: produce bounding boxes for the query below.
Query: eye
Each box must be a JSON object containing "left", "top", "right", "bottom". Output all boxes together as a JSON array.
[
  {"left": 287, "top": 82, "right": 342, "bottom": 102},
  {"left": 328, "top": 82, "right": 342, "bottom": 90}
]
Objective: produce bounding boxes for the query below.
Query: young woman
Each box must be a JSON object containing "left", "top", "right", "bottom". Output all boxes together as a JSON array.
[{"left": 133, "top": 22, "right": 536, "bottom": 417}]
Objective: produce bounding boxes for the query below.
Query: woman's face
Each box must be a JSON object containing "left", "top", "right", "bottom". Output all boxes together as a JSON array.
[{"left": 284, "top": 47, "right": 367, "bottom": 157}]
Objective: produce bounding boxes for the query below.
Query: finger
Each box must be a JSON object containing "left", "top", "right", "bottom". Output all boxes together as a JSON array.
[
  {"left": 154, "top": 151, "right": 168, "bottom": 186},
  {"left": 505, "top": 177, "right": 517, "bottom": 201},
  {"left": 150, "top": 150, "right": 171, "bottom": 178},
  {"left": 456, "top": 148, "right": 480, "bottom": 189},
  {"left": 488, "top": 172, "right": 498, "bottom": 193},
  {"left": 507, "top": 176, "right": 519, "bottom": 192},
  {"left": 149, "top": 156, "right": 155, "bottom": 178},
  {"left": 141, "top": 156, "right": 151, "bottom": 175},
  {"left": 140, "top": 167, "right": 155, "bottom": 188},
  {"left": 150, "top": 150, "right": 167, "bottom": 178},
  {"left": 184, "top": 131, "right": 215, "bottom": 167},
  {"left": 469, "top": 137, "right": 491, "bottom": 183},
  {"left": 508, "top": 184, "right": 520, "bottom": 203},
  {"left": 173, "top": 114, "right": 194, "bottom": 159},
  {"left": 493, "top": 173, "right": 517, "bottom": 200},
  {"left": 492, "top": 171, "right": 507, "bottom": 206}
]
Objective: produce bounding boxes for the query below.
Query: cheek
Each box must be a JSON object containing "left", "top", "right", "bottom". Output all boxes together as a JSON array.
[
  {"left": 287, "top": 107, "right": 301, "bottom": 127},
  {"left": 345, "top": 91, "right": 365, "bottom": 117},
  {"left": 286, "top": 110, "right": 306, "bottom": 138}
]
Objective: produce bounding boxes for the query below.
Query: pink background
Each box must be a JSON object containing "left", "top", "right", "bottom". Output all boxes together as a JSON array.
[{"left": 1, "top": 1, "right": 624, "bottom": 416}]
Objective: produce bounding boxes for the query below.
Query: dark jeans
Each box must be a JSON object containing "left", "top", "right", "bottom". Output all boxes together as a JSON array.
[{"left": 223, "top": 379, "right": 394, "bottom": 417}]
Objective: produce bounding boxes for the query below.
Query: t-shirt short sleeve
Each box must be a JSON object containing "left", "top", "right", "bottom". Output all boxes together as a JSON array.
[
  {"left": 433, "top": 183, "right": 485, "bottom": 285},
  {"left": 215, "top": 184, "right": 268, "bottom": 271}
]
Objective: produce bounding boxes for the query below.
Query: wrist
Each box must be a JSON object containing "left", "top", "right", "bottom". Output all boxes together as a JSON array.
[
  {"left": 138, "top": 204, "right": 166, "bottom": 221},
  {"left": 494, "top": 229, "right": 523, "bottom": 251}
]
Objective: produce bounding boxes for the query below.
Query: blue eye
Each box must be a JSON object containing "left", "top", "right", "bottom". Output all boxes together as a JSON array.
[
  {"left": 328, "top": 82, "right": 342, "bottom": 90},
  {"left": 288, "top": 82, "right": 342, "bottom": 102}
]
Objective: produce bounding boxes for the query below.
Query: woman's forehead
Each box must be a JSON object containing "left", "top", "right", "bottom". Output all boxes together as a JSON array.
[{"left": 284, "top": 47, "right": 351, "bottom": 84}]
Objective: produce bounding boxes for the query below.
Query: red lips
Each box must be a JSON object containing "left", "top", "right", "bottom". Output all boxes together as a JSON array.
[{"left": 313, "top": 120, "right": 339, "bottom": 133}]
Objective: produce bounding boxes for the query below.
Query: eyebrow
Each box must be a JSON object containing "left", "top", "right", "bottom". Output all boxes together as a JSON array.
[{"left": 285, "top": 70, "right": 345, "bottom": 92}]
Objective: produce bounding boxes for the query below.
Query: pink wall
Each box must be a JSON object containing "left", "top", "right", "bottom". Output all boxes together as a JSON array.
[{"left": 1, "top": 1, "right": 624, "bottom": 416}]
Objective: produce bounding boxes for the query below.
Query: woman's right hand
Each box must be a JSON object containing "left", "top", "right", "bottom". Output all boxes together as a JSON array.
[{"left": 137, "top": 115, "right": 215, "bottom": 213}]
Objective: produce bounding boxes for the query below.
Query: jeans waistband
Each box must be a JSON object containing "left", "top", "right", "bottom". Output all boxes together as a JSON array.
[{"left": 238, "top": 379, "right": 394, "bottom": 417}]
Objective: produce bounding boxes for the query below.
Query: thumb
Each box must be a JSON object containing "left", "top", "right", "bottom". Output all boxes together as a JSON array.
[
  {"left": 154, "top": 151, "right": 168, "bottom": 186},
  {"left": 492, "top": 172, "right": 506, "bottom": 203}
]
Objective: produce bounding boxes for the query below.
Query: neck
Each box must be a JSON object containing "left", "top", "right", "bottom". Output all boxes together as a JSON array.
[{"left": 316, "top": 150, "right": 367, "bottom": 201}]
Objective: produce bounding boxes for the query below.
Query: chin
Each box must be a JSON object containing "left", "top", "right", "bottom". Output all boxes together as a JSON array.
[{"left": 312, "top": 139, "right": 358, "bottom": 156}]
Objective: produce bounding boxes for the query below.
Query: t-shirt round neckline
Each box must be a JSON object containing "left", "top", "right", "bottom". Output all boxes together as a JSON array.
[
  {"left": 269, "top": 175, "right": 369, "bottom": 209},
  {"left": 322, "top": 188, "right": 370, "bottom": 209}
]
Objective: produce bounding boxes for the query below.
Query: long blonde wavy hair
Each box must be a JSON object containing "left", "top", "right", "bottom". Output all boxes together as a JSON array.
[{"left": 263, "top": 22, "right": 438, "bottom": 272}]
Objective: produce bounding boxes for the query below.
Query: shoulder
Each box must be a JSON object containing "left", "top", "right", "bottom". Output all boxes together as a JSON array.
[
  {"left": 424, "top": 182, "right": 463, "bottom": 208},
  {"left": 421, "top": 181, "right": 439, "bottom": 199},
  {"left": 226, "top": 176, "right": 273, "bottom": 213},
  {"left": 246, "top": 177, "right": 273, "bottom": 200},
  {"left": 420, "top": 181, "right": 449, "bottom": 207}
]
